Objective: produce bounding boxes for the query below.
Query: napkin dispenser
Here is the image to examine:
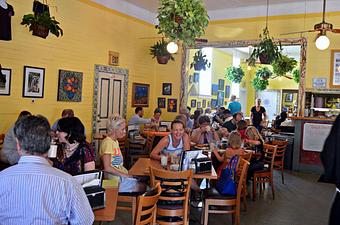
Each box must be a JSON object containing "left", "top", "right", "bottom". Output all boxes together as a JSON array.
[
  {"left": 193, "top": 158, "right": 212, "bottom": 174},
  {"left": 74, "top": 170, "right": 105, "bottom": 210}
]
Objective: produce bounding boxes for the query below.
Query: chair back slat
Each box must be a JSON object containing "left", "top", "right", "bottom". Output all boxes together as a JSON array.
[
  {"left": 263, "top": 144, "right": 277, "bottom": 171},
  {"left": 144, "top": 135, "right": 155, "bottom": 153}
]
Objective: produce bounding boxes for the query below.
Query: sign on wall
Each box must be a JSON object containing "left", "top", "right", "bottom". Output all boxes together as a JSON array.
[
  {"left": 312, "top": 78, "right": 327, "bottom": 89},
  {"left": 303, "top": 123, "right": 332, "bottom": 152}
]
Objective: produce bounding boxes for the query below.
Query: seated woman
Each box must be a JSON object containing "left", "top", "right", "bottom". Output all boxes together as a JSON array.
[
  {"left": 54, "top": 117, "right": 95, "bottom": 175},
  {"left": 150, "top": 119, "right": 190, "bottom": 161},
  {"left": 151, "top": 108, "right": 162, "bottom": 129},
  {"left": 191, "top": 115, "right": 220, "bottom": 145},
  {"left": 236, "top": 120, "right": 248, "bottom": 140},
  {"left": 100, "top": 115, "right": 139, "bottom": 192}
]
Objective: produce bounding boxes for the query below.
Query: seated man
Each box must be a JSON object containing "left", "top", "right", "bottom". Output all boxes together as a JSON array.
[
  {"left": 128, "top": 107, "right": 151, "bottom": 130},
  {"left": 0, "top": 115, "right": 94, "bottom": 224},
  {"left": 51, "top": 108, "right": 74, "bottom": 132},
  {"left": 0, "top": 110, "right": 31, "bottom": 165},
  {"left": 191, "top": 115, "right": 220, "bottom": 144},
  {"left": 222, "top": 112, "right": 243, "bottom": 132}
]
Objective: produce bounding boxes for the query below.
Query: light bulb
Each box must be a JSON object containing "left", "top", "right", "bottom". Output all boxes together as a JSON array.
[
  {"left": 315, "top": 35, "right": 330, "bottom": 50},
  {"left": 247, "top": 66, "right": 251, "bottom": 71},
  {"left": 167, "top": 42, "right": 178, "bottom": 54}
]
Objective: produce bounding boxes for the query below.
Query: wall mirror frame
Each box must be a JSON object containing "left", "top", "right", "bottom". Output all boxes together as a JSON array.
[{"left": 179, "top": 37, "right": 307, "bottom": 116}]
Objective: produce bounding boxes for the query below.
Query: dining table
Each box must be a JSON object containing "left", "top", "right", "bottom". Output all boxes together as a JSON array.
[
  {"left": 142, "top": 130, "right": 170, "bottom": 137},
  {"left": 129, "top": 158, "right": 217, "bottom": 180},
  {"left": 94, "top": 187, "right": 119, "bottom": 224}
]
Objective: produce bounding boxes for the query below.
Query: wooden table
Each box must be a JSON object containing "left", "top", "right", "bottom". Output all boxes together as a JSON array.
[
  {"left": 142, "top": 130, "right": 170, "bottom": 137},
  {"left": 94, "top": 187, "right": 119, "bottom": 223},
  {"left": 129, "top": 158, "right": 217, "bottom": 180}
]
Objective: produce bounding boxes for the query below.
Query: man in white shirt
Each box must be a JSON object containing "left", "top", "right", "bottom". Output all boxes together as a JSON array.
[{"left": 128, "top": 107, "right": 151, "bottom": 130}]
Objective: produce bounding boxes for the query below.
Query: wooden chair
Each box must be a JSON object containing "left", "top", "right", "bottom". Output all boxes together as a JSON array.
[
  {"left": 272, "top": 139, "right": 288, "bottom": 184},
  {"left": 150, "top": 167, "right": 192, "bottom": 225},
  {"left": 201, "top": 158, "right": 250, "bottom": 225},
  {"left": 252, "top": 144, "right": 277, "bottom": 200},
  {"left": 134, "top": 182, "right": 162, "bottom": 225},
  {"left": 239, "top": 152, "right": 252, "bottom": 210},
  {"left": 129, "top": 135, "right": 154, "bottom": 167}
]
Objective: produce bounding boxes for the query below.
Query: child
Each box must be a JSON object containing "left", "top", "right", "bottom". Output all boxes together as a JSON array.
[{"left": 236, "top": 120, "right": 248, "bottom": 140}]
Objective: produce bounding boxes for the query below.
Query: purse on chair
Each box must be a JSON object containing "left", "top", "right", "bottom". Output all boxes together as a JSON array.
[{"left": 216, "top": 155, "right": 238, "bottom": 195}]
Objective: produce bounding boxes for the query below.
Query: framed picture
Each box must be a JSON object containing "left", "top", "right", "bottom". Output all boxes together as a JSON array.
[
  {"left": 218, "top": 79, "right": 225, "bottom": 91},
  {"left": 189, "top": 75, "right": 193, "bottom": 84},
  {"left": 23, "top": 66, "right": 45, "bottom": 98},
  {"left": 167, "top": 98, "right": 177, "bottom": 112},
  {"left": 225, "top": 85, "right": 231, "bottom": 99},
  {"left": 211, "top": 99, "right": 218, "bottom": 108},
  {"left": 202, "top": 99, "right": 206, "bottom": 108},
  {"left": 162, "top": 83, "right": 172, "bottom": 95},
  {"left": 132, "top": 83, "right": 149, "bottom": 107},
  {"left": 0, "top": 67, "right": 11, "bottom": 95},
  {"left": 330, "top": 50, "right": 340, "bottom": 88},
  {"left": 108, "top": 51, "right": 119, "bottom": 66},
  {"left": 158, "top": 97, "right": 166, "bottom": 108},
  {"left": 285, "top": 93, "right": 293, "bottom": 102},
  {"left": 207, "top": 101, "right": 211, "bottom": 108},
  {"left": 57, "top": 69, "right": 83, "bottom": 102},
  {"left": 197, "top": 101, "right": 201, "bottom": 108},
  {"left": 217, "top": 91, "right": 224, "bottom": 106},
  {"left": 211, "top": 84, "right": 218, "bottom": 95},
  {"left": 191, "top": 99, "right": 196, "bottom": 108},
  {"left": 193, "top": 72, "right": 199, "bottom": 83}
]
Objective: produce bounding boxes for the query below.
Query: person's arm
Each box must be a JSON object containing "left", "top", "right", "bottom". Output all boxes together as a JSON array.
[
  {"left": 135, "top": 117, "right": 152, "bottom": 124},
  {"left": 69, "top": 181, "right": 94, "bottom": 225},
  {"left": 263, "top": 110, "right": 268, "bottom": 121},
  {"left": 182, "top": 133, "right": 190, "bottom": 150},
  {"left": 101, "top": 154, "right": 130, "bottom": 177},
  {"left": 190, "top": 128, "right": 203, "bottom": 144},
  {"left": 150, "top": 136, "right": 169, "bottom": 161},
  {"left": 213, "top": 148, "right": 224, "bottom": 162},
  {"left": 244, "top": 139, "right": 261, "bottom": 145},
  {"left": 212, "top": 129, "right": 220, "bottom": 142}
]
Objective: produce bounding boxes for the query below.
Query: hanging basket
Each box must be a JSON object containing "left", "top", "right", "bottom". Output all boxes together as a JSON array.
[
  {"left": 194, "top": 64, "right": 205, "bottom": 71},
  {"left": 259, "top": 53, "right": 272, "bottom": 64},
  {"left": 32, "top": 24, "right": 49, "bottom": 38},
  {"left": 156, "top": 55, "right": 170, "bottom": 64}
]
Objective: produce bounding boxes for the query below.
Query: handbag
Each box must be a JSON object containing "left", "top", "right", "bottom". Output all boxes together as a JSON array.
[{"left": 216, "top": 155, "right": 238, "bottom": 195}]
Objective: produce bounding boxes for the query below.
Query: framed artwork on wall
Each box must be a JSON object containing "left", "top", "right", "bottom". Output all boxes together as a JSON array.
[
  {"left": 158, "top": 97, "right": 166, "bottom": 108},
  {"left": 132, "top": 83, "right": 149, "bottom": 107},
  {"left": 193, "top": 72, "right": 199, "bottom": 83},
  {"left": 217, "top": 91, "right": 224, "bottom": 106},
  {"left": 211, "top": 99, "right": 218, "bottom": 108},
  {"left": 197, "top": 101, "right": 201, "bottom": 108},
  {"left": 207, "top": 101, "right": 211, "bottom": 108},
  {"left": 330, "top": 49, "right": 340, "bottom": 88},
  {"left": 202, "top": 99, "right": 206, "bottom": 108},
  {"left": 225, "top": 85, "right": 231, "bottom": 99},
  {"left": 167, "top": 98, "right": 177, "bottom": 112},
  {"left": 108, "top": 51, "right": 119, "bottom": 66},
  {"left": 189, "top": 75, "right": 193, "bottom": 84},
  {"left": 218, "top": 79, "right": 225, "bottom": 91},
  {"left": 162, "top": 83, "right": 172, "bottom": 95},
  {"left": 285, "top": 93, "right": 293, "bottom": 102},
  {"left": 191, "top": 99, "right": 196, "bottom": 108},
  {"left": 211, "top": 84, "right": 218, "bottom": 95},
  {"left": 57, "top": 69, "right": 83, "bottom": 102},
  {"left": 23, "top": 66, "right": 45, "bottom": 98},
  {"left": 0, "top": 67, "right": 11, "bottom": 95}
]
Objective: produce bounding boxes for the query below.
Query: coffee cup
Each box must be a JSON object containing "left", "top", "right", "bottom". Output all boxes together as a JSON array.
[
  {"left": 48, "top": 144, "right": 58, "bottom": 158},
  {"left": 161, "top": 155, "right": 168, "bottom": 167}
]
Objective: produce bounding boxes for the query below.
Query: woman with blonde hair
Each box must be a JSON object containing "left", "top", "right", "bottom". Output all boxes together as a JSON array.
[{"left": 244, "top": 125, "right": 264, "bottom": 152}]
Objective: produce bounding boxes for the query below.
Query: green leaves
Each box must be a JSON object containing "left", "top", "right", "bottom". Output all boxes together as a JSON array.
[
  {"left": 149, "top": 39, "right": 174, "bottom": 60},
  {"left": 225, "top": 66, "right": 244, "bottom": 83},
  {"left": 255, "top": 67, "right": 272, "bottom": 80},
  {"left": 252, "top": 76, "right": 269, "bottom": 91},
  {"left": 292, "top": 68, "right": 300, "bottom": 83},
  {"left": 272, "top": 55, "right": 297, "bottom": 77},
  {"left": 157, "top": 0, "right": 209, "bottom": 46}
]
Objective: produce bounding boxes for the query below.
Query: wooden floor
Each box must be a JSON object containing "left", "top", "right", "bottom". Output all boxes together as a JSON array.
[{"left": 96, "top": 171, "right": 334, "bottom": 225}]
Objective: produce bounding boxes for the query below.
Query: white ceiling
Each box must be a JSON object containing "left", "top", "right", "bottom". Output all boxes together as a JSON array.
[{"left": 92, "top": 0, "right": 340, "bottom": 24}]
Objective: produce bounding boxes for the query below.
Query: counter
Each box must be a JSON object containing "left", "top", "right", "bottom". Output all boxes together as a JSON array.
[{"left": 290, "top": 116, "right": 335, "bottom": 173}]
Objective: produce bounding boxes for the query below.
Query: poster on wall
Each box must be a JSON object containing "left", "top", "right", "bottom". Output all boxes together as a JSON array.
[
  {"left": 23, "top": 66, "right": 45, "bottom": 98},
  {"left": 167, "top": 98, "right": 177, "bottom": 112},
  {"left": 191, "top": 99, "right": 196, "bottom": 108},
  {"left": 57, "top": 70, "right": 83, "bottom": 102},
  {"left": 0, "top": 67, "right": 11, "bottom": 95},
  {"left": 211, "top": 84, "right": 218, "bottom": 95},
  {"left": 303, "top": 123, "right": 332, "bottom": 152},
  {"left": 158, "top": 97, "right": 166, "bottom": 108},
  {"left": 330, "top": 50, "right": 340, "bottom": 88},
  {"left": 132, "top": 83, "right": 149, "bottom": 107},
  {"left": 312, "top": 78, "right": 327, "bottom": 89},
  {"left": 218, "top": 79, "right": 225, "bottom": 90}
]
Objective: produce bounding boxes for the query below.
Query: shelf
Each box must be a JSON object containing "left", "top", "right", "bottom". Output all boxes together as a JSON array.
[{"left": 311, "top": 107, "right": 340, "bottom": 112}]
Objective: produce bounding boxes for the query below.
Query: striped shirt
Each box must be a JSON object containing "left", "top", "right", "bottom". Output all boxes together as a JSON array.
[{"left": 0, "top": 156, "right": 94, "bottom": 225}]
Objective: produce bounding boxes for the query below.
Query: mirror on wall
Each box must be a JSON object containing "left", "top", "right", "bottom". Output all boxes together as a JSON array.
[{"left": 181, "top": 38, "right": 306, "bottom": 118}]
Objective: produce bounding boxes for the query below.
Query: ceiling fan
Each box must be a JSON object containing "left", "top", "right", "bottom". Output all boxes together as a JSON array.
[{"left": 281, "top": 0, "right": 340, "bottom": 50}]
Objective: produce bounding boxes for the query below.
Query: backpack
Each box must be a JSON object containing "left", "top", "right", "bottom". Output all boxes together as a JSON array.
[{"left": 216, "top": 155, "right": 238, "bottom": 195}]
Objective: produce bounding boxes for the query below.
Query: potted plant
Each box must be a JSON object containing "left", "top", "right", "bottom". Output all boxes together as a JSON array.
[
  {"left": 247, "top": 27, "right": 282, "bottom": 66},
  {"left": 150, "top": 39, "right": 174, "bottom": 64},
  {"left": 21, "top": 11, "right": 63, "bottom": 38},
  {"left": 292, "top": 67, "right": 300, "bottom": 83},
  {"left": 252, "top": 76, "right": 269, "bottom": 91},
  {"left": 157, "top": 0, "right": 209, "bottom": 46},
  {"left": 255, "top": 67, "right": 273, "bottom": 80},
  {"left": 225, "top": 66, "right": 244, "bottom": 83},
  {"left": 190, "top": 50, "right": 211, "bottom": 71},
  {"left": 272, "top": 55, "right": 297, "bottom": 77}
]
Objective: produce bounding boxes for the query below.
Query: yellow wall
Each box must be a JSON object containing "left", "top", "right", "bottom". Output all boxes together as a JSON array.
[{"left": 0, "top": 0, "right": 182, "bottom": 137}]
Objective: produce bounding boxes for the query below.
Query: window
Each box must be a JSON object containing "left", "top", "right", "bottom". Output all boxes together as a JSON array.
[{"left": 199, "top": 47, "right": 212, "bottom": 96}]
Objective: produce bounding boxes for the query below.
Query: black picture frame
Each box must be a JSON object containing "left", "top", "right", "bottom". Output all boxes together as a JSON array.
[
  {"left": 285, "top": 93, "right": 293, "bottom": 102},
  {"left": 23, "top": 66, "right": 45, "bottom": 98},
  {"left": 202, "top": 99, "right": 206, "bottom": 108},
  {"left": 218, "top": 79, "right": 225, "bottom": 91},
  {"left": 57, "top": 69, "right": 83, "bottom": 102},
  {"left": 162, "top": 83, "right": 172, "bottom": 95},
  {"left": 193, "top": 72, "right": 199, "bottom": 83},
  {"left": 211, "top": 99, "right": 218, "bottom": 108},
  {"left": 217, "top": 91, "right": 224, "bottom": 106},
  {"left": 225, "top": 85, "right": 231, "bottom": 99},
  {"left": 167, "top": 98, "right": 177, "bottom": 112},
  {"left": 191, "top": 99, "right": 197, "bottom": 108},
  {"left": 0, "top": 68, "right": 11, "bottom": 96},
  {"left": 158, "top": 97, "right": 166, "bottom": 108},
  {"left": 197, "top": 101, "right": 201, "bottom": 108},
  {"left": 211, "top": 84, "right": 218, "bottom": 95}
]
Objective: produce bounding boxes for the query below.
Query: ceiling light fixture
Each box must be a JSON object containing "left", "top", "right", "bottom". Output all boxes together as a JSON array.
[
  {"left": 167, "top": 41, "right": 178, "bottom": 54},
  {"left": 315, "top": 33, "right": 330, "bottom": 50}
]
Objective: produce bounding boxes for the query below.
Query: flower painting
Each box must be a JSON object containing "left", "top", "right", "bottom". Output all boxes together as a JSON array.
[
  {"left": 57, "top": 70, "right": 83, "bottom": 102},
  {"left": 167, "top": 98, "right": 177, "bottom": 112}
]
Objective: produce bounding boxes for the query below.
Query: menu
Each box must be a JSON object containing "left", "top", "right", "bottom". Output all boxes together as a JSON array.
[{"left": 302, "top": 123, "right": 332, "bottom": 152}]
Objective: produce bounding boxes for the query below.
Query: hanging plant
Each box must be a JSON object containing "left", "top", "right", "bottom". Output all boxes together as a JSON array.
[
  {"left": 255, "top": 67, "right": 273, "bottom": 80},
  {"left": 247, "top": 27, "right": 282, "bottom": 66},
  {"left": 225, "top": 66, "right": 244, "bottom": 83},
  {"left": 190, "top": 50, "right": 211, "bottom": 71},
  {"left": 272, "top": 55, "right": 297, "bottom": 76},
  {"left": 292, "top": 67, "right": 300, "bottom": 83},
  {"left": 252, "top": 76, "right": 269, "bottom": 91},
  {"left": 157, "top": 0, "right": 209, "bottom": 46},
  {"left": 21, "top": 11, "right": 63, "bottom": 38},
  {"left": 149, "top": 39, "right": 174, "bottom": 64}
]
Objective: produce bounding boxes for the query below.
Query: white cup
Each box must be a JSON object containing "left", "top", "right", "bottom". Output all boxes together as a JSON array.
[
  {"left": 161, "top": 155, "right": 168, "bottom": 167},
  {"left": 48, "top": 145, "right": 58, "bottom": 158}
]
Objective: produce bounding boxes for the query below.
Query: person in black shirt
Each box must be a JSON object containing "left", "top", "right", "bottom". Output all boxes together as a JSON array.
[
  {"left": 274, "top": 111, "right": 288, "bottom": 129},
  {"left": 0, "top": 1, "right": 14, "bottom": 41},
  {"left": 250, "top": 98, "right": 267, "bottom": 132},
  {"left": 222, "top": 112, "right": 242, "bottom": 132}
]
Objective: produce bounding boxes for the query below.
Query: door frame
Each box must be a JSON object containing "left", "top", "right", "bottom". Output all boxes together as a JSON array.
[{"left": 92, "top": 64, "right": 129, "bottom": 138}]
